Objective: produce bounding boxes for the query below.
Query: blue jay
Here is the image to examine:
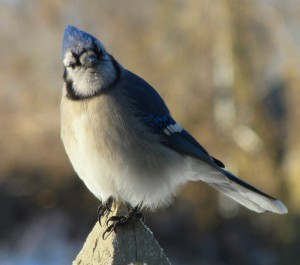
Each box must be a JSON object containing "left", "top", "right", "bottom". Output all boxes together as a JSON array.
[{"left": 61, "top": 26, "right": 287, "bottom": 236}]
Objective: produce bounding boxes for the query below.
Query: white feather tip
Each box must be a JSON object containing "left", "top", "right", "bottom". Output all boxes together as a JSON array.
[{"left": 274, "top": 200, "right": 288, "bottom": 214}]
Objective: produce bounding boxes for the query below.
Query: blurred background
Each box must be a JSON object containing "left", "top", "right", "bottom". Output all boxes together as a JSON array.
[{"left": 0, "top": 0, "right": 299, "bottom": 264}]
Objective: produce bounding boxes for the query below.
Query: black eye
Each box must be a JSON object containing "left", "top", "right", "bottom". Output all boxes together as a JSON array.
[
  {"left": 67, "top": 52, "right": 80, "bottom": 68},
  {"left": 86, "top": 54, "right": 98, "bottom": 64},
  {"left": 80, "top": 52, "right": 99, "bottom": 68}
]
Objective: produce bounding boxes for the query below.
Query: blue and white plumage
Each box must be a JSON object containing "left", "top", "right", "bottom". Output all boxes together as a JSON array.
[{"left": 61, "top": 25, "right": 287, "bottom": 215}]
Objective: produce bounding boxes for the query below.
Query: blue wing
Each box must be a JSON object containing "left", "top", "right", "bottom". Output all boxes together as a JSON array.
[
  {"left": 167, "top": 129, "right": 225, "bottom": 168},
  {"left": 120, "top": 69, "right": 287, "bottom": 214},
  {"left": 140, "top": 113, "right": 224, "bottom": 168},
  {"left": 122, "top": 69, "right": 224, "bottom": 168}
]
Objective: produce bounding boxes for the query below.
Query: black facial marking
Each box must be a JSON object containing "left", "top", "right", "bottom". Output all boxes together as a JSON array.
[
  {"left": 67, "top": 47, "right": 103, "bottom": 70},
  {"left": 67, "top": 52, "right": 81, "bottom": 68},
  {"left": 65, "top": 77, "right": 82, "bottom": 100},
  {"left": 63, "top": 53, "right": 121, "bottom": 101},
  {"left": 63, "top": 67, "right": 83, "bottom": 100}
]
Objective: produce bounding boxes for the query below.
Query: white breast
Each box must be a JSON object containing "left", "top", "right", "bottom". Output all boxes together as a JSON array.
[
  {"left": 61, "top": 95, "right": 122, "bottom": 201},
  {"left": 61, "top": 94, "right": 190, "bottom": 209}
]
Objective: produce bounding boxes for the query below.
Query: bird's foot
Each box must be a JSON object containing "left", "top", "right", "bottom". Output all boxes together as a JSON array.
[
  {"left": 102, "top": 205, "right": 144, "bottom": 239},
  {"left": 97, "top": 197, "right": 114, "bottom": 226}
]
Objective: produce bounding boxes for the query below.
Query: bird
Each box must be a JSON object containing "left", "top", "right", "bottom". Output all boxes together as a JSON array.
[{"left": 61, "top": 25, "right": 287, "bottom": 237}]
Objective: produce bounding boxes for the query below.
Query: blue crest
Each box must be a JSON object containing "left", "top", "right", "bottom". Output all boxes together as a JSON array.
[{"left": 62, "top": 25, "right": 99, "bottom": 61}]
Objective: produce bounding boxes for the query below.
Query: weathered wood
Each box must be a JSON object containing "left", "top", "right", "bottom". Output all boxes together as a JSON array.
[{"left": 73, "top": 203, "right": 170, "bottom": 265}]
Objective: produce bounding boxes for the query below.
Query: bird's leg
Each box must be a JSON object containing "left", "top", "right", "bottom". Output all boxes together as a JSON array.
[
  {"left": 102, "top": 204, "right": 144, "bottom": 239},
  {"left": 97, "top": 197, "right": 114, "bottom": 226}
]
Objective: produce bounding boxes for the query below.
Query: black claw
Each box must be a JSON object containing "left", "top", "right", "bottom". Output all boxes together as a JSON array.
[
  {"left": 102, "top": 224, "right": 116, "bottom": 240},
  {"left": 102, "top": 205, "right": 144, "bottom": 239},
  {"left": 97, "top": 197, "right": 114, "bottom": 226},
  {"left": 136, "top": 212, "right": 145, "bottom": 223},
  {"left": 106, "top": 199, "right": 114, "bottom": 212},
  {"left": 97, "top": 205, "right": 104, "bottom": 226},
  {"left": 106, "top": 215, "right": 123, "bottom": 226}
]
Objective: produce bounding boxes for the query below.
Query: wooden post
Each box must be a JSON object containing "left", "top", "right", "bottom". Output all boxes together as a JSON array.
[{"left": 73, "top": 203, "right": 170, "bottom": 265}]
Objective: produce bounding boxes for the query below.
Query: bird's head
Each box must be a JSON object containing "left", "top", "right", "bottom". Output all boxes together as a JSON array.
[{"left": 62, "top": 25, "right": 120, "bottom": 100}]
